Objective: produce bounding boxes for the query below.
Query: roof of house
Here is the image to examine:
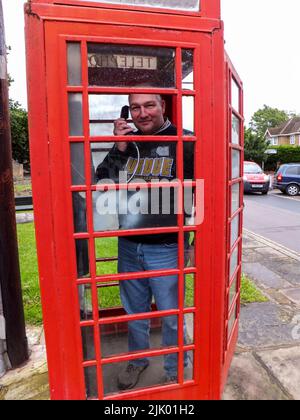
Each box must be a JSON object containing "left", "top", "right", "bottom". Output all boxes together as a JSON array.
[{"left": 267, "top": 117, "right": 300, "bottom": 136}]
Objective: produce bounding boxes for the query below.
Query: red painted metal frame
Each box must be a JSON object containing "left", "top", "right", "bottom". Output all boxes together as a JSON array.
[
  {"left": 25, "top": 0, "right": 241, "bottom": 400},
  {"left": 27, "top": 2, "right": 221, "bottom": 34},
  {"left": 220, "top": 53, "right": 244, "bottom": 393},
  {"left": 30, "top": 0, "right": 220, "bottom": 19}
]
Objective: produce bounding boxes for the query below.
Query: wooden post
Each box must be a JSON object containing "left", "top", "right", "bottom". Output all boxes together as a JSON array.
[{"left": 0, "top": 0, "right": 28, "bottom": 367}]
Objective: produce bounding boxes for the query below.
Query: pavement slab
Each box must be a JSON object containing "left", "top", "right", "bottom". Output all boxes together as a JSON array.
[
  {"left": 238, "top": 302, "right": 300, "bottom": 349},
  {"left": 223, "top": 352, "right": 289, "bottom": 400},
  {"left": 257, "top": 347, "right": 300, "bottom": 400},
  {"left": 281, "top": 288, "right": 300, "bottom": 305},
  {"left": 242, "top": 262, "right": 292, "bottom": 290},
  {"left": 242, "top": 237, "right": 265, "bottom": 249},
  {"left": 254, "top": 247, "right": 292, "bottom": 260},
  {"left": 262, "top": 259, "right": 300, "bottom": 287}
]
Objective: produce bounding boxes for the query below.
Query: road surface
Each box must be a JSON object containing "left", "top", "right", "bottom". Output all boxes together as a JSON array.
[{"left": 243, "top": 189, "right": 300, "bottom": 254}]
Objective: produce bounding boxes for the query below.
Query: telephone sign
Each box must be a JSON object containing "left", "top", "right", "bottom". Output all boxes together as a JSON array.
[{"left": 88, "top": 54, "right": 157, "bottom": 70}]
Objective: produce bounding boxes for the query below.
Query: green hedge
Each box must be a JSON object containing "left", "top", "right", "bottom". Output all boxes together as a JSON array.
[{"left": 265, "top": 146, "right": 300, "bottom": 171}]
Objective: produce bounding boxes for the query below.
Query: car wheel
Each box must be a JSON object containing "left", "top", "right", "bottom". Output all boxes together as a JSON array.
[
  {"left": 262, "top": 190, "right": 268, "bottom": 195},
  {"left": 286, "top": 184, "right": 300, "bottom": 196}
]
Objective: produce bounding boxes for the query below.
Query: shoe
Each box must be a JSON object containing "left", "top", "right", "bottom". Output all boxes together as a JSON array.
[
  {"left": 118, "top": 363, "right": 148, "bottom": 390},
  {"left": 165, "top": 375, "right": 178, "bottom": 384}
]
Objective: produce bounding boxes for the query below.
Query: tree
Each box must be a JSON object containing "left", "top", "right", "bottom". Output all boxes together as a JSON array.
[
  {"left": 9, "top": 100, "right": 29, "bottom": 168},
  {"left": 6, "top": 45, "right": 29, "bottom": 168},
  {"left": 8, "top": 73, "right": 14, "bottom": 87},
  {"left": 250, "top": 105, "right": 294, "bottom": 139},
  {"left": 244, "top": 127, "right": 269, "bottom": 164}
]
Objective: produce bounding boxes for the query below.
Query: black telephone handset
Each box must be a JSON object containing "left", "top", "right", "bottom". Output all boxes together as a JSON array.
[
  {"left": 119, "top": 106, "right": 139, "bottom": 183},
  {"left": 120, "top": 105, "right": 130, "bottom": 120}
]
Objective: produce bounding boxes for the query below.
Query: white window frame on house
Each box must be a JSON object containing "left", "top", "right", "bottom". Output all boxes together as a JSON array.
[
  {"left": 271, "top": 137, "right": 278, "bottom": 146},
  {"left": 290, "top": 135, "right": 296, "bottom": 145}
]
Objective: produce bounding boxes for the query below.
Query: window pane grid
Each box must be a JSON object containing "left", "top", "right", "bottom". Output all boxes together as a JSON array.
[{"left": 67, "top": 40, "right": 198, "bottom": 397}]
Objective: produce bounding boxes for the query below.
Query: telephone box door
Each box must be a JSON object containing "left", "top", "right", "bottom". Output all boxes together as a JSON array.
[{"left": 26, "top": 13, "right": 228, "bottom": 400}]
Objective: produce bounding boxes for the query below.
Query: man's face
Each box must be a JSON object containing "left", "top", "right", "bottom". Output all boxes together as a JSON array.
[{"left": 129, "top": 94, "right": 166, "bottom": 134}]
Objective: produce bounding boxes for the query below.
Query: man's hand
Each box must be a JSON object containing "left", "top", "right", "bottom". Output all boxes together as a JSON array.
[{"left": 114, "top": 118, "right": 134, "bottom": 152}]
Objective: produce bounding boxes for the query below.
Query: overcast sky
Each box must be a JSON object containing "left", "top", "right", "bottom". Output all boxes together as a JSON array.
[{"left": 2, "top": 0, "right": 300, "bottom": 125}]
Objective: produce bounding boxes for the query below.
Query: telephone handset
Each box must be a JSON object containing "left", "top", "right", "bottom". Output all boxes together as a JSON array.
[
  {"left": 119, "top": 105, "right": 140, "bottom": 183},
  {"left": 120, "top": 105, "right": 130, "bottom": 120}
]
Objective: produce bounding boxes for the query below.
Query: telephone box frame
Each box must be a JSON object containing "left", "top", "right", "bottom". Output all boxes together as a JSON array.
[{"left": 25, "top": 0, "right": 244, "bottom": 400}]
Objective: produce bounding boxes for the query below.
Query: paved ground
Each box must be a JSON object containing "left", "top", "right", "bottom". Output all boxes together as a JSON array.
[
  {"left": 1, "top": 229, "right": 300, "bottom": 400},
  {"left": 15, "top": 212, "right": 34, "bottom": 224},
  {"left": 223, "top": 230, "right": 300, "bottom": 400}
]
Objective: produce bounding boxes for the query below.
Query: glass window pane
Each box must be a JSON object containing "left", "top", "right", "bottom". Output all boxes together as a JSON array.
[
  {"left": 81, "top": 326, "right": 95, "bottom": 361},
  {"left": 228, "top": 303, "right": 237, "bottom": 340},
  {"left": 229, "top": 276, "right": 238, "bottom": 308},
  {"left": 231, "top": 183, "right": 240, "bottom": 215},
  {"left": 184, "top": 185, "right": 195, "bottom": 227},
  {"left": 182, "top": 50, "right": 194, "bottom": 91},
  {"left": 91, "top": 142, "right": 114, "bottom": 178},
  {"left": 102, "top": 355, "right": 178, "bottom": 396},
  {"left": 100, "top": 315, "right": 178, "bottom": 358},
  {"left": 185, "top": 313, "right": 194, "bottom": 344},
  {"left": 232, "top": 114, "right": 240, "bottom": 145},
  {"left": 73, "top": 192, "right": 87, "bottom": 233},
  {"left": 230, "top": 214, "right": 240, "bottom": 248},
  {"left": 184, "top": 232, "right": 195, "bottom": 267},
  {"left": 89, "top": 94, "right": 129, "bottom": 127},
  {"left": 84, "top": 366, "right": 98, "bottom": 399},
  {"left": 184, "top": 142, "right": 195, "bottom": 180},
  {"left": 95, "top": 237, "right": 118, "bottom": 276},
  {"left": 231, "top": 78, "right": 240, "bottom": 112},
  {"left": 230, "top": 246, "right": 239, "bottom": 279},
  {"left": 93, "top": 185, "right": 179, "bottom": 232},
  {"left": 88, "top": 44, "right": 175, "bottom": 88},
  {"left": 90, "top": 123, "right": 115, "bottom": 137},
  {"left": 231, "top": 149, "right": 240, "bottom": 179},
  {"left": 98, "top": 282, "right": 122, "bottom": 310},
  {"left": 86, "top": 0, "right": 200, "bottom": 12},
  {"left": 183, "top": 96, "right": 194, "bottom": 135},
  {"left": 68, "top": 93, "right": 83, "bottom": 136},
  {"left": 78, "top": 284, "right": 93, "bottom": 321},
  {"left": 185, "top": 274, "right": 194, "bottom": 308},
  {"left": 184, "top": 350, "right": 194, "bottom": 381},
  {"left": 67, "top": 42, "right": 82, "bottom": 86},
  {"left": 76, "top": 239, "right": 90, "bottom": 278},
  {"left": 70, "top": 143, "right": 85, "bottom": 185}
]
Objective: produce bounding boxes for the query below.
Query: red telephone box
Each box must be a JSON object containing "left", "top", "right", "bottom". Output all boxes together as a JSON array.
[{"left": 25, "top": 0, "right": 244, "bottom": 400}]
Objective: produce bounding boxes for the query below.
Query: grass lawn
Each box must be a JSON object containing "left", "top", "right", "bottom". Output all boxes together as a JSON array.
[
  {"left": 240, "top": 274, "right": 268, "bottom": 304},
  {"left": 17, "top": 222, "right": 267, "bottom": 326},
  {"left": 14, "top": 181, "right": 32, "bottom": 197},
  {"left": 17, "top": 222, "right": 42, "bottom": 325}
]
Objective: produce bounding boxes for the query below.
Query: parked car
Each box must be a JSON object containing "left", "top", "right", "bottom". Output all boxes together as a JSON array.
[
  {"left": 243, "top": 161, "right": 270, "bottom": 195},
  {"left": 273, "top": 163, "right": 300, "bottom": 196}
]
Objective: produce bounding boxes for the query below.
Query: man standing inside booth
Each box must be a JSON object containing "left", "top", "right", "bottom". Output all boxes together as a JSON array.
[{"left": 96, "top": 93, "right": 194, "bottom": 390}]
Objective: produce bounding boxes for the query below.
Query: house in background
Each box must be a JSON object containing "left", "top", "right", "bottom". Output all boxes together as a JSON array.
[{"left": 265, "top": 116, "right": 300, "bottom": 146}]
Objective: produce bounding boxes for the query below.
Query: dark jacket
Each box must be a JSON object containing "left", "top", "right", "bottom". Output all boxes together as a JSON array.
[{"left": 96, "top": 123, "right": 194, "bottom": 244}]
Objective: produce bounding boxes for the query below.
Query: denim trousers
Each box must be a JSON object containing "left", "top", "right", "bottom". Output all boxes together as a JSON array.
[{"left": 118, "top": 237, "right": 188, "bottom": 377}]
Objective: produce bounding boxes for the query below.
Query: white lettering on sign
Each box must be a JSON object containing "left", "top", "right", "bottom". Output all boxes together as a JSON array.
[{"left": 88, "top": 54, "right": 157, "bottom": 70}]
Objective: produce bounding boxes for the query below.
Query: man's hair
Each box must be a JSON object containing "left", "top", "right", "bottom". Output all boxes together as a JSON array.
[{"left": 128, "top": 93, "right": 163, "bottom": 104}]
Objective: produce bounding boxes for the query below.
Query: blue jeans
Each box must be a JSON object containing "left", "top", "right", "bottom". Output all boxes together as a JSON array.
[{"left": 118, "top": 237, "right": 188, "bottom": 377}]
